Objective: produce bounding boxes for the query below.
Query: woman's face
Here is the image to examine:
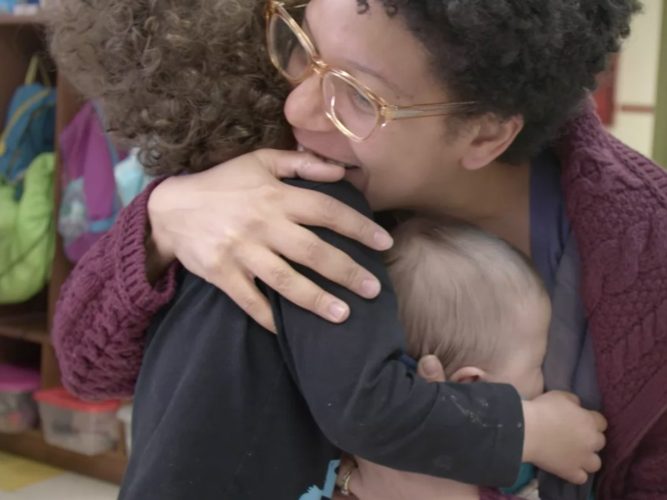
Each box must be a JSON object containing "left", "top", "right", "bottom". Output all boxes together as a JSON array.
[{"left": 283, "top": 0, "right": 473, "bottom": 212}]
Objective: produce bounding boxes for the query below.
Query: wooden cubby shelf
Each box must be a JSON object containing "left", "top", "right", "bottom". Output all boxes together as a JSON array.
[
  {"left": 0, "top": 15, "right": 43, "bottom": 26},
  {"left": 0, "top": 430, "right": 127, "bottom": 484},
  {"left": 1, "top": 13, "right": 128, "bottom": 484},
  {"left": 0, "top": 313, "right": 49, "bottom": 345}
]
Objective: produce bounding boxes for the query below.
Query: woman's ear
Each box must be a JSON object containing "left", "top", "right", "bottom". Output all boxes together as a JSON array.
[
  {"left": 449, "top": 366, "right": 488, "bottom": 384},
  {"left": 460, "top": 114, "right": 524, "bottom": 171}
]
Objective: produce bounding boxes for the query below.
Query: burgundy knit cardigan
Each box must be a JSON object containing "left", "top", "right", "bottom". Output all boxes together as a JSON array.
[{"left": 52, "top": 107, "right": 667, "bottom": 499}]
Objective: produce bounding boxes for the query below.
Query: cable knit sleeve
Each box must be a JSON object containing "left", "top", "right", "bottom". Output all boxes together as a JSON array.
[
  {"left": 52, "top": 179, "right": 179, "bottom": 400},
  {"left": 624, "top": 412, "right": 667, "bottom": 499}
]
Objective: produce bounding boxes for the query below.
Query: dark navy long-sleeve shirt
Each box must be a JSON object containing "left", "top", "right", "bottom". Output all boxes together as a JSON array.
[{"left": 119, "top": 180, "right": 523, "bottom": 500}]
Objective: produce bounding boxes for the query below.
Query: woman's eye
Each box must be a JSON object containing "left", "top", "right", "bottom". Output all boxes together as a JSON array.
[{"left": 349, "top": 86, "right": 374, "bottom": 114}]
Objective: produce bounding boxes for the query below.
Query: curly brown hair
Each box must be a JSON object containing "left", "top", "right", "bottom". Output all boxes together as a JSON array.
[
  {"left": 47, "top": 0, "right": 294, "bottom": 176},
  {"left": 358, "top": 0, "right": 641, "bottom": 163}
]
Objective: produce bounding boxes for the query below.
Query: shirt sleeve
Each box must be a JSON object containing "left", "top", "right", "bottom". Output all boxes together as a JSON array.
[{"left": 269, "top": 180, "right": 524, "bottom": 488}]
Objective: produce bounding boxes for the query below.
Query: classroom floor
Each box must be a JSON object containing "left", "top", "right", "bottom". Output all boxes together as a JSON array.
[{"left": 0, "top": 452, "right": 118, "bottom": 500}]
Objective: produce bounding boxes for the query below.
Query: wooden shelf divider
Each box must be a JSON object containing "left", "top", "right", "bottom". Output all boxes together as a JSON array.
[
  {"left": 0, "top": 14, "right": 44, "bottom": 26},
  {"left": 0, "top": 430, "right": 127, "bottom": 484},
  {"left": 0, "top": 313, "right": 49, "bottom": 345}
]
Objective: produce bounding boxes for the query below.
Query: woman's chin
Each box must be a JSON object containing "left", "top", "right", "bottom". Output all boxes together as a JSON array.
[
  {"left": 344, "top": 167, "right": 368, "bottom": 193},
  {"left": 343, "top": 168, "right": 390, "bottom": 211}
]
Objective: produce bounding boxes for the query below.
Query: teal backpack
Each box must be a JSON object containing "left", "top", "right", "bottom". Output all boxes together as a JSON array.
[
  {"left": 0, "top": 56, "right": 57, "bottom": 304},
  {"left": 0, "top": 56, "right": 56, "bottom": 187}
]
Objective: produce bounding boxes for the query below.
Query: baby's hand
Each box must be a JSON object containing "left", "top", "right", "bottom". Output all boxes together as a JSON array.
[{"left": 522, "top": 391, "right": 606, "bottom": 485}]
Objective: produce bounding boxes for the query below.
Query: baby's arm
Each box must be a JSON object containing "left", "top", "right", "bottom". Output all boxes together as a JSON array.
[{"left": 52, "top": 180, "right": 179, "bottom": 399}]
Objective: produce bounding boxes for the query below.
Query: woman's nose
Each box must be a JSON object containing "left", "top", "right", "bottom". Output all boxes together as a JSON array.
[{"left": 284, "top": 73, "right": 336, "bottom": 133}]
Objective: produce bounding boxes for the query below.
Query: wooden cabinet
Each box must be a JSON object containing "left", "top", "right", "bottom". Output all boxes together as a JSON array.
[{"left": 0, "top": 14, "right": 128, "bottom": 484}]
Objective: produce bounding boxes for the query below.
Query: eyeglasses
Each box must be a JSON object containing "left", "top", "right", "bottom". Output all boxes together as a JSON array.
[{"left": 265, "top": 0, "right": 477, "bottom": 142}]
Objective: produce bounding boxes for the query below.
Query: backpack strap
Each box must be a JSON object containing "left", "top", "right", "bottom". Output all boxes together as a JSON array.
[{"left": 24, "top": 55, "right": 52, "bottom": 87}]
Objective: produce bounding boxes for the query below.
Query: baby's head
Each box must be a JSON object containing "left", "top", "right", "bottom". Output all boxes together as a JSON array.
[
  {"left": 386, "top": 218, "right": 550, "bottom": 400},
  {"left": 47, "top": 0, "right": 294, "bottom": 176}
]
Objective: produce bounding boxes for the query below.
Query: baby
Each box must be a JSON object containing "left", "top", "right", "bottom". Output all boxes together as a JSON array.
[{"left": 338, "top": 217, "right": 550, "bottom": 500}]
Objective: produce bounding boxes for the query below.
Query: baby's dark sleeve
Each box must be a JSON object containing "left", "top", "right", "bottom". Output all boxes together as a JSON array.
[{"left": 269, "top": 179, "right": 524, "bottom": 488}]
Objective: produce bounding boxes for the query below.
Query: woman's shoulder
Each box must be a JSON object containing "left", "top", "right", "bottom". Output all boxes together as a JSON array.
[
  {"left": 557, "top": 108, "right": 667, "bottom": 242},
  {"left": 558, "top": 108, "right": 667, "bottom": 303},
  {"left": 558, "top": 106, "right": 667, "bottom": 209}
]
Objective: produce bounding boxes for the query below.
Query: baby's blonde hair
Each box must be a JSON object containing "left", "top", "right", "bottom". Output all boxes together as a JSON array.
[{"left": 386, "top": 217, "right": 549, "bottom": 376}]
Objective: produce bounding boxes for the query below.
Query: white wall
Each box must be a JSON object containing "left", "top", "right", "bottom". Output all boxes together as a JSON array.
[{"left": 608, "top": 0, "right": 664, "bottom": 156}]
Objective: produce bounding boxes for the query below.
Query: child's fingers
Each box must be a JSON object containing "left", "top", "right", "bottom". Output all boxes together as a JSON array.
[
  {"left": 592, "top": 411, "right": 608, "bottom": 432},
  {"left": 593, "top": 431, "right": 606, "bottom": 452},
  {"left": 583, "top": 453, "right": 602, "bottom": 474},
  {"left": 557, "top": 391, "right": 581, "bottom": 406},
  {"left": 569, "top": 469, "right": 589, "bottom": 485},
  {"left": 417, "top": 355, "right": 446, "bottom": 382}
]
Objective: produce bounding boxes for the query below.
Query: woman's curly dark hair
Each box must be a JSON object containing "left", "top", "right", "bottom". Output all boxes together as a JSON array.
[
  {"left": 358, "top": 0, "right": 642, "bottom": 163},
  {"left": 47, "top": 0, "right": 294, "bottom": 176}
]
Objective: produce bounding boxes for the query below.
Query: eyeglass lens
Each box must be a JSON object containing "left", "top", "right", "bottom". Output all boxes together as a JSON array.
[{"left": 269, "top": 10, "right": 380, "bottom": 139}]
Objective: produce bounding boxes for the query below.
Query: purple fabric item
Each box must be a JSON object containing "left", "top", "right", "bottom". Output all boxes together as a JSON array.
[
  {"left": 0, "top": 364, "right": 41, "bottom": 392},
  {"left": 51, "top": 104, "right": 667, "bottom": 499},
  {"left": 59, "top": 102, "right": 120, "bottom": 225}
]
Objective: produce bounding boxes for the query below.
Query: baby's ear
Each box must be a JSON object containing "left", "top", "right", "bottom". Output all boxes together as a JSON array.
[{"left": 449, "top": 366, "right": 487, "bottom": 384}]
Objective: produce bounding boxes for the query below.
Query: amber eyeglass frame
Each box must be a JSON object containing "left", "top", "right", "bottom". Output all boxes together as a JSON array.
[{"left": 265, "top": 0, "right": 478, "bottom": 142}]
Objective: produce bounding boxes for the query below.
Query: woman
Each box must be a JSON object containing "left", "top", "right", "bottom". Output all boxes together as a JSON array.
[{"left": 49, "top": 0, "right": 664, "bottom": 499}]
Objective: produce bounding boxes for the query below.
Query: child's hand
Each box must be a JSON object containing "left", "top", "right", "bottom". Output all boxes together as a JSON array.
[
  {"left": 522, "top": 391, "right": 607, "bottom": 485},
  {"left": 417, "top": 355, "right": 606, "bottom": 486},
  {"left": 147, "top": 149, "right": 393, "bottom": 332}
]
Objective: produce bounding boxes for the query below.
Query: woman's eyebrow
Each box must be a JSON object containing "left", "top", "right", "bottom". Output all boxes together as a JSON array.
[
  {"left": 340, "top": 58, "right": 407, "bottom": 96},
  {"left": 302, "top": 16, "right": 407, "bottom": 97}
]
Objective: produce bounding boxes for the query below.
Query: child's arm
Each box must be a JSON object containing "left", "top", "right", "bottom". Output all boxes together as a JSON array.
[
  {"left": 270, "top": 179, "right": 523, "bottom": 487},
  {"left": 51, "top": 148, "right": 383, "bottom": 400},
  {"left": 271, "top": 179, "right": 604, "bottom": 488},
  {"left": 52, "top": 180, "right": 180, "bottom": 400}
]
